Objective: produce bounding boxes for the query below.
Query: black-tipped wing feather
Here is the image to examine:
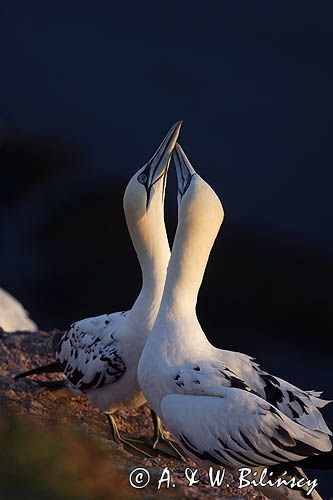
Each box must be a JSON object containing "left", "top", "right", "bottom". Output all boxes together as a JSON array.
[
  {"left": 161, "top": 391, "right": 331, "bottom": 469},
  {"left": 170, "top": 353, "right": 331, "bottom": 445}
]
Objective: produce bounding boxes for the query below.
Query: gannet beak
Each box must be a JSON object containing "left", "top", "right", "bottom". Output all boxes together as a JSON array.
[
  {"left": 138, "top": 121, "right": 182, "bottom": 208},
  {"left": 173, "top": 143, "right": 196, "bottom": 198},
  {"left": 146, "top": 121, "right": 183, "bottom": 187}
]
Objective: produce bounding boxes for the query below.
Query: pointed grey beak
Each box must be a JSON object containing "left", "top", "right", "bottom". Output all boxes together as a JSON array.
[
  {"left": 173, "top": 143, "right": 196, "bottom": 198},
  {"left": 138, "top": 121, "right": 182, "bottom": 207}
]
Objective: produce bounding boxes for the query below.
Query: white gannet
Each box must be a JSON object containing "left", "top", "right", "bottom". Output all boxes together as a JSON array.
[
  {"left": 0, "top": 287, "right": 37, "bottom": 332},
  {"left": 15, "top": 122, "right": 182, "bottom": 457},
  {"left": 138, "top": 144, "right": 331, "bottom": 498}
]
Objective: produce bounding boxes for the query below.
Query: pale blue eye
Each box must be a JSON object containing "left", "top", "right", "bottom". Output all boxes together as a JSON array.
[{"left": 138, "top": 173, "right": 147, "bottom": 184}]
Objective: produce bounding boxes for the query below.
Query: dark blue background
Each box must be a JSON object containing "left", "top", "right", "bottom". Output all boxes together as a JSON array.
[{"left": 1, "top": 2, "right": 332, "bottom": 247}]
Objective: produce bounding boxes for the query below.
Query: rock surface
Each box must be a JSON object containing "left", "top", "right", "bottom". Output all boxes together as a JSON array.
[{"left": 0, "top": 329, "right": 267, "bottom": 500}]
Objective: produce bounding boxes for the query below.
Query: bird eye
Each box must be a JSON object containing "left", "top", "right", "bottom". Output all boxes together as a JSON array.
[{"left": 138, "top": 173, "right": 147, "bottom": 184}]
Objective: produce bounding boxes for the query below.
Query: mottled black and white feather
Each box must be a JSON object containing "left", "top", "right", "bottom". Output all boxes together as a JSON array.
[
  {"left": 56, "top": 312, "right": 127, "bottom": 394},
  {"left": 170, "top": 349, "right": 331, "bottom": 438},
  {"left": 161, "top": 389, "right": 331, "bottom": 469}
]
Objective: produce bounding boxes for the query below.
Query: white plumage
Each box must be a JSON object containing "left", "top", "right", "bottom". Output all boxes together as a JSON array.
[
  {"left": 55, "top": 123, "right": 182, "bottom": 417},
  {"left": 162, "top": 391, "right": 331, "bottom": 468},
  {"left": 138, "top": 143, "right": 331, "bottom": 498},
  {"left": 16, "top": 123, "right": 182, "bottom": 455},
  {"left": 0, "top": 287, "right": 37, "bottom": 332}
]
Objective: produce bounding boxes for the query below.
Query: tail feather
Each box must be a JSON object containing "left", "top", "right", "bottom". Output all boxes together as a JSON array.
[
  {"left": 14, "top": 361, "right": 62, "bottom": 380},
  {"left": 296, "top": 408, "right": 332, "bottom": 436},
  {"left": 308, "top": 391, "right": 332, "bottom": 409}
]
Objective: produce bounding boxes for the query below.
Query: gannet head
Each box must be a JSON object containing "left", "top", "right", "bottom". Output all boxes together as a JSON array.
[
  {"left": 173, "top": 143, "right": 224, "bottom": 229},
  {"left": 124, "top": 121, "right": 182, "bottom": 222},
  {"left": 123, "top": 122, "right": 182, "bottom": 273}
]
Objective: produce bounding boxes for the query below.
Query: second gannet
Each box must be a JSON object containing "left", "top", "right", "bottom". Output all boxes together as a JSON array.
[
  {"left": 138, "top": 144, "right": 331, "bottom": 498},
  {"left": 15, "top": 122, "right": 182, "bottom": 457}
]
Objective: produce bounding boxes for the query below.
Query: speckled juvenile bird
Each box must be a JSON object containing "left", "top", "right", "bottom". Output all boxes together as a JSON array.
[{"left": 15, "top": 122, "right": 183, "bottom": 458}]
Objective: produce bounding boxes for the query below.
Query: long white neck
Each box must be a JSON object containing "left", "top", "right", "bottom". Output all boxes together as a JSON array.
[
  {"left": 126, "top": 202, "right": 170, "bottom": 326},
  {"left": 158, "top": 178, "right": 224, "bottom": 318}
]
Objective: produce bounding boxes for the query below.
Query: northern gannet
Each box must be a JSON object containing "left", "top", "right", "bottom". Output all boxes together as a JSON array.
[
  {"left": 138, "top": 144, "right": 331, "bottom": 498},
  {"left": 0, "top": 287, "right": 37, "bottom": 332},
  {"left": 15, "top": 122, "right": 182, "bottom": 457}
]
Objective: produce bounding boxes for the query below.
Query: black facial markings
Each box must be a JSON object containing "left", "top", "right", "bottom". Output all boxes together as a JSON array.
[
  {"left": 137, "top": 173, "right": 147, "bottom": 184},
  {"left": 138, "top": 130, "right": 175, "bottom": 207},
  {"left": 175, "top": 148, "right": 185, "bottom": 186},
  {"left": 137, "top": 164, "right": 150, "bottom": 187},
  {"left": 175, "top": 148, "right": 195, "bottom": 197},
  {"left": 183, "top": 173, "right": 195, "bottom": 195},
  {"left": 150, "top": 170, "right": 165, "bottom": 187},
  {"left": 162, "top": 160, "right": 168, "bottom": 204}
]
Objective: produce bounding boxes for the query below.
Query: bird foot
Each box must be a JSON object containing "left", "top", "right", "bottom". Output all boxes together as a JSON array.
[
  {"left": 116, "top": 436, "right": 157, "bottom": 458},
  {"left": 152, "top": 434, "right": 186, "bottom": 461}
]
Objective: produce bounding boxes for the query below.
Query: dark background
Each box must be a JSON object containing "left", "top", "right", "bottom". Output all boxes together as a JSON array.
[{"left": 0, "top": 1, "right": 332, "bottom": 495}]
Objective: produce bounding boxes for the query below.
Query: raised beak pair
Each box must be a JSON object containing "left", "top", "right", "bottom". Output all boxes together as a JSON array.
[{"left": 143, "top": 121, "right": 195, "bottom": 206}]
